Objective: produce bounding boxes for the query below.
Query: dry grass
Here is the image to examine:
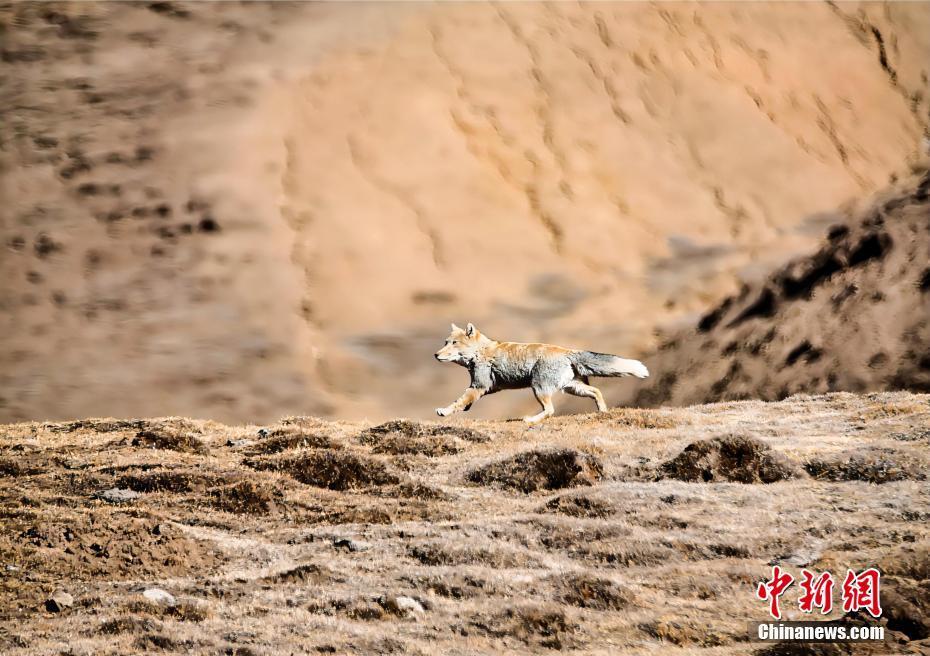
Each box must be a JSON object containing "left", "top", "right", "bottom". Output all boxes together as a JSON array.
[
  {"left": 131, "top": 428, "right": 209, "bottom": 455},
  {"left": 246, "top": 428, "right": 333, "bottom": 455},
  {"left": 208, "top": 480, "right": 281, "bottom": 514},
  {"left": 804, "top": 448, "right": 927, "bottom": 484},
  {"left": 2, "top": 392, "right": 929, "bottom": 655},
  {"left": 610, "top": 407, "right": 682, "bottom": 429},
  {"left": 245, "top": 449, "right": 401, "bottom": 490},
  {"left": 659, "top": 434, "right": 804, "bottom": 483},
  {"left": 358, "top": 420, "right": 490, "bottom": 456},
  {"left": 466, "top": 448, "right": 604, "bottom": 492},
  {"left": 858, "top": 400, "right": 930, "bottom": 422},
  {"left": 116, "top": 468, "right": 219, "bottom": 493},
  {"left": 550, "top": 572, "right": 633, "bottom": 610}
]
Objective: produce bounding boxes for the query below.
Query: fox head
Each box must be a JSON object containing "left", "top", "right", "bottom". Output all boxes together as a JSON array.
[{"left": 434, "top": 323, "right": 489, "bottom": 366}]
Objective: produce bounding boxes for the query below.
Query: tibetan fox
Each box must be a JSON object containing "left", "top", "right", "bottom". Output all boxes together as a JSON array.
[{"left": 434, "top": 323, "right": 649, "bottom": 423}]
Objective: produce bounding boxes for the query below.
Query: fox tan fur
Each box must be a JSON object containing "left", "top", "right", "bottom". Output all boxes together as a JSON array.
[{"left": 434, "top": 323, "right": 649, "bottom": 423}]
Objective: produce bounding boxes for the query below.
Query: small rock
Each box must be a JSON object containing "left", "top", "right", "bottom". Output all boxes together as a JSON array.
[
  {"left": 94, "top": 488, "right": 141, "bottom": 503},
  {"left": 392, "top": 595, "right": 425, "bottom": 617},
  {"left": 142, "top": 588, "right": 176, "bottom": 606},
  {"left": 770, "top": 547, "right": 822, "bottom": 568},
  {"left": 257, "top": 429, "right": 269, "bottom": 438},
  {"left": 333, "top": 537, "right": 371, "bottom": 552},
  {"left": 6, "top": 564, "right": 20, "bottom": 572},
  {"left": 226, "top": 439, "right": 253, "bottom": 448},
  {"left": 45, "top": 590, "right": 73, "bottom": 612},
  {"left": 891, "top": 429, "right": 930, "bottom": 442}
]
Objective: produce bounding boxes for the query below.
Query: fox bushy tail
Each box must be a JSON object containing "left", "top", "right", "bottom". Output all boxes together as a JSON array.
[{"left": 569, "top": 351, "right": 649, "bottom": 379}]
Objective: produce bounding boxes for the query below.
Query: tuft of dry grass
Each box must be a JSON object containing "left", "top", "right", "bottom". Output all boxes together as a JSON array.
[
  {"left": 245, "top": 449, "right": 401, "bottom": 490},
  {"left": 408, "top": 542, "right": 536, "bottom": 568},
  {"left": 247, "top": 428, "right": 333, "bottom": 454},
  {"left": 359, "top": 420, "right": 490, "bottom": 444},
  {"left": 610, "top": 408, "right": 682, "bottom": 429},
  {"left": 467, "top": 448, "right": 603, "bottom": 492},
  {"left": 400, "top": 572, "right": 491, "bottom": 599},
  {"left": 263, "top": 563, "right": 332, "bottom": 585},
  {"left": 0, "top": 458, "right": 29, "bottom": 477},
  {"left": 116, "top": 469, "right": 218, "bottom": 493},
  {"left": 357, "top": 419, "right": 489, "bottom": 456},
  {"left": 550, "top": 572, "right": 633, "bottom": 610},
  {"left": 44, "top": 419, "right": 147, "bottom": 434},
  {"left": 805, "top": 448, "right": 926, "bottom": 484},
  {"left": 134, "top": 633, "right": 180, "bottom": 651},
  {"left": 119, "top": 599, "right": 210, "bottom": 622},
  {"left": 98, "top": 616, "right": 162, "bottom": 635},
  {"left": 373, "top": 433, "right": 462, "bottom": 457},
  {"left": 543, "top": 492, "right": 614, "bottom": 518},
  {"left": 165, "top": 601, "right": 212, "bottom": 622},
  {"left": 132, "top": 428, "right": 208, "bottom": 455},
  {"left": 659, "top": 434, "right": 803, "bottom": 483},
  {"left": 470, "top": 604, "right": 577, "bottom": 650},
  {"left": 858, "top": 400, "right": 929, "bottom": 422},
  {"left": 638, "top": 617, "right": 731, "bottom": 647},
  {"left": 208, "top": 480, "right": 280, "bottom": 514},
  {"left": 377, "top": 481, "right": 451, "bottom": 501}
]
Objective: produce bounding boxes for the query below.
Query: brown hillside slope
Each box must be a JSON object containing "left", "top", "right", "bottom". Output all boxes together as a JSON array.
[
  {"left": 2, "top": 2, "right": 929, "bottom": 423},
  {"left": 637, "top": 169, "right": 930, "bottom": 407},
  {"left": 1, "top": 393, "right": 929, "bottom": 654}
]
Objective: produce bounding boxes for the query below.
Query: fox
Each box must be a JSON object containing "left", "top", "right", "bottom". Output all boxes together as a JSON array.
[{"left": 434, "top": 323, "right": 649, "bottom": 423}]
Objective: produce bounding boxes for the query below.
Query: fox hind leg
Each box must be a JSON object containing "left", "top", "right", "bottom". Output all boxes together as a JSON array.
[
  {"left": 563, "top": 379, "right": 608, "bottom": 412},
  {"left": 523, "top": 359, "right": 575, "bottom": 423},
  {"left": 524, "top": 390, "right": 555, "bottom": 424}
]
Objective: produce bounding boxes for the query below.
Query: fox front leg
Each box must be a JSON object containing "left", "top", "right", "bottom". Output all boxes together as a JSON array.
[{"left": 436, "top": 387, "right": 488, "bottom": 417}]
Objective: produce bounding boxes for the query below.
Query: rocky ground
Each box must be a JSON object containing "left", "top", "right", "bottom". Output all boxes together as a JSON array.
[{"left": 1, "top": 392, "right": 928, "bottom": 655}]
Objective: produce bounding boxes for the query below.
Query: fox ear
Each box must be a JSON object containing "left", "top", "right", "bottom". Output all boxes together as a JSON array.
[
  {"left": 465, "top": 323, "right": 476, "bottom": 337},
  {"left": 450, "top": 323, "right": 462, "bottom": 333}
]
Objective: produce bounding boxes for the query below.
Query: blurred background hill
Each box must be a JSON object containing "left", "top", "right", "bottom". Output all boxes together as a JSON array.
[
  {"left": 636, "top": 171, "right": 930, "bottom": 407},
  {"left": 2, "top": 1, "right": 928, "bottom": 423}
]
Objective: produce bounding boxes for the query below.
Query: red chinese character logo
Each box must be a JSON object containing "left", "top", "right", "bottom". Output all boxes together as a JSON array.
[
  {"left": 757, "top": 565, "right": 794, "bottom": 619},
  {"left": 842, "top": 568, "right": 882, "bottom": 618},
  {"left": 798, "top": 570, "right": 834, "bottom": 614}
]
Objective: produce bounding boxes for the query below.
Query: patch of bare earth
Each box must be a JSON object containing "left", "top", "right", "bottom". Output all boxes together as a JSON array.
[
  {"left": 1, "top": 392, "right": 929, "bottom": 654},
  {"left": 358, "top": 419, "right": 490, "bottom": 457},
  {"left": 467, "top": 448, "right": 604, "bottom": 492},
  {"left": 245, "top": 449, "right": 401, "bottom": 491},
  {"left": 660, "top": 434, "right": 804, "bottom": 483}
]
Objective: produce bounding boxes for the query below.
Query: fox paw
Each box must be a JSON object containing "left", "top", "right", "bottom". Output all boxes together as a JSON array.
[{"left": 436, "top": 407, "right": 452, "bottom": 417}]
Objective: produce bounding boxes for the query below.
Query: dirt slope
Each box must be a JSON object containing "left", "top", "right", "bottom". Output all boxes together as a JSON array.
[
  {"left": 1, "top": 392, "right": 929, "bottom": 654},
  {"left": 636, "top": 169, "right": 930, "bottom": 407},
  {"left": 2, "top": 2, "right": 929, "bottom": 424}
]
